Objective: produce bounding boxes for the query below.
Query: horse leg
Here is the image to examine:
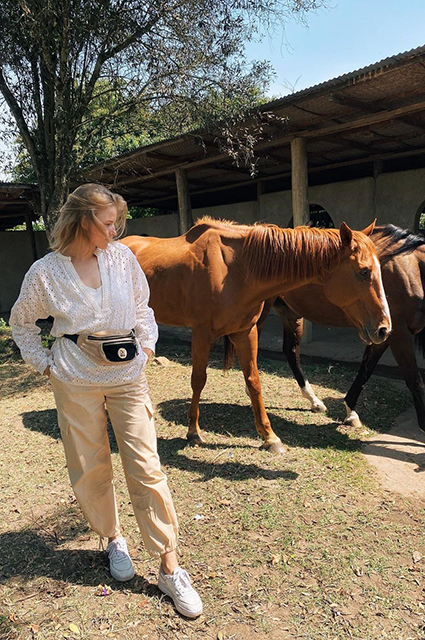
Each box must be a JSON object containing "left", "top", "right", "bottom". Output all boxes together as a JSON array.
[
  {"left": 388, "top": 330, "right": 425, "bottom": 433},
  {"left": 257, "top": 297, "right": 276, "bottom": 337},
  {"left": 228, "top": 325, "right": 285, "bottom": 454},
  {"left": 274, "top": 298, "right": 327, "bottom": 413},
  {"left": 187, "top": 329, "right": 212, "bottom": 445},
  {"left": 344, "top": 341, "right": 389, "bottom": 428},
  {"left": 240, "top": 297, "right": 276, "bottom": 399}
]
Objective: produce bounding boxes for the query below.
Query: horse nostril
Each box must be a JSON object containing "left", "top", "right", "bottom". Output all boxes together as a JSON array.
[{"left": 378, "top": 326, "right": 388, "bottom": 340}]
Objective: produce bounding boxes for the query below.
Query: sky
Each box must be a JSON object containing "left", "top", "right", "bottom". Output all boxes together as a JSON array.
[{"left": 244, "top": 0, "right": 425, "bottom": 97}]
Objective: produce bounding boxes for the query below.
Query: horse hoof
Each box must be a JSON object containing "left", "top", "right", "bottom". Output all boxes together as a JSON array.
[
  {"left": 187, "top": 432, "right": 205, "bottom": 445},
  {"left": 344, "top": 417, "right": 363, "bottom": 429},
  {"left": 312, "top": 401, "right": 327, "bottom": 413},
  {"left": 261, "top": 440, "right": 286, "bottom": 454}
]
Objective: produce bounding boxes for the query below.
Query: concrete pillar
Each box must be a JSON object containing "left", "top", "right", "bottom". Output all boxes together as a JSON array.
[
  {"left": 175, "top": 167, "right": 193, "bottom": 234},
  {"left": 291, "top": 137, "right": 312, "bottom": 343},
  {"left": 291, "top": 137, "right": 310, "bottom": 227}
]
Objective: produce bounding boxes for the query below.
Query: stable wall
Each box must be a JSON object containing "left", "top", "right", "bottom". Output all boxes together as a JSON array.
[
  {"left": 0, "top": 231, "right": 49, "bottom": 315},
  {"left": 197, "top": 170, "right": 425, "bottom": 231},
  {"left": 126, "top": 213, "right": 179, "bottom": 237},
  {"left": 375, "top": 167, "right": 425, "bottom": 228}
]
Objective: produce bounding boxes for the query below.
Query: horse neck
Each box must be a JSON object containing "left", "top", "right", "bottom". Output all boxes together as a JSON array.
[{"left": 242, "top": 225, "right": 343, "bottom": 297}]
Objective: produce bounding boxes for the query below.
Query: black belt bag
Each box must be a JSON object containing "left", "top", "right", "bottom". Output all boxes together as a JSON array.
[{"left": 63, "top": 330, "right": 138, "bottom": 365}]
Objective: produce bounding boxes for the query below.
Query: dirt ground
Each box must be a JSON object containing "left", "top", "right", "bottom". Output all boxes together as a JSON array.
[{"left": 1, "top": 332, "right": 425, "bottom": 639}]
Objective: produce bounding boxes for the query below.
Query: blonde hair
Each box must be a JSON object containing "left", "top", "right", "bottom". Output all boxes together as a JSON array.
[{"left": 50, "top": 183, "right": 128, "bottom": 254}]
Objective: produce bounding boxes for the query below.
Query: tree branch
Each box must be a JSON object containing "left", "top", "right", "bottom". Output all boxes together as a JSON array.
[{"left": 0, "top": 67, "right": 40, "bottom": 176}]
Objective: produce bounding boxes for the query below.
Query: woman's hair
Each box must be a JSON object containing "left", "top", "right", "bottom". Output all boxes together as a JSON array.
[{"left": 50, "top": 183, "right": 128, "bottom": 254}]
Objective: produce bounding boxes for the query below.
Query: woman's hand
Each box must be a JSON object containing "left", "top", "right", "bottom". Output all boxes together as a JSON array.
[
  {"left": 142, "top": 348, "right": 154, "bottom": 361},
  {"left": 43, "top": 365, "right": 51, "bottom": 377}
]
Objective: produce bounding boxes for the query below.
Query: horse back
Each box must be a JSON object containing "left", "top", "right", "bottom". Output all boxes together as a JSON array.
[{"left": 121, "top": 229, "right": 242, "bottom": 327}]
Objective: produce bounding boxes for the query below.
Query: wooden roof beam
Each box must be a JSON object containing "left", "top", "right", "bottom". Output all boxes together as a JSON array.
[
  {"left": 314, "top": 133, "right": 374, "bottom": 153},
  {"left": 330, "top": 91, "right": 425, "bottom": 132}
]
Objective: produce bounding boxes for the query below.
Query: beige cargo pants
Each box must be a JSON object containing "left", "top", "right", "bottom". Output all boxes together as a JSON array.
[{"left": 50, "top": 373, "right": 178, "bottom": 558}]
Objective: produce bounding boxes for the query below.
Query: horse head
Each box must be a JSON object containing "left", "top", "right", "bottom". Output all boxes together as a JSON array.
[{"left": 321, "top": 221, "right": 392, "bottom": 344}]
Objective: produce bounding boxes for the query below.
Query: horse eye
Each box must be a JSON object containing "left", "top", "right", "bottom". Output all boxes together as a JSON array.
[{"left": 359, "top": 268, "right": 371, "bottom": 280}]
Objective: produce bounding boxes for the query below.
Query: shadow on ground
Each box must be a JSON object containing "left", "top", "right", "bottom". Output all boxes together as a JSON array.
[
  {"left": 157, "top": 398, "right": 361, "bottom": 454},
  {"left": 22, "top": 409, "right": 120, "bottom": 452},
  {"left": 0, "top": 515, "right": 156, "bottom": 595}
]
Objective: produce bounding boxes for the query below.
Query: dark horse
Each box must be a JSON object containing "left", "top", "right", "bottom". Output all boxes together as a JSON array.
[
  {"left": 257, "top": 224, "right": 425, "bottom": 432},
  {"left": 122, "top": 217, "right": 391, "bottom": 453}
]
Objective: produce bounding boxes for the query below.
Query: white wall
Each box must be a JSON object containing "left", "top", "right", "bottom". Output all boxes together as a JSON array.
[
  {"left": 376, "top": 167, "right": 425, "bottom": 228},
  {"left": 126, "top": 213, "right": 179, "bottom": 237},
  {"left": 309, "top": 177, "right": 376, "bottom": 229}
]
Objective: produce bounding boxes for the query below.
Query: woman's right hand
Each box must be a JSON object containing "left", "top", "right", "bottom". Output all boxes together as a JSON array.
[{"left": 43, "top": 365, "right": 51, "bottom": 377}]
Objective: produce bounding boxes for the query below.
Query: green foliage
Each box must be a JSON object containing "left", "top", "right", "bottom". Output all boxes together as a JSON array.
[
  {"left": 6, "top": 218, "right": 46, "bottom": 231},
  {"left": 419, "top": 212, "right": 425, "bottom": 230},
  {"left": 0, "top": 318, "right": 53, "bottom": 363},
  {"left": 127, "top": 206, "right": 168, "bottom": 219}
]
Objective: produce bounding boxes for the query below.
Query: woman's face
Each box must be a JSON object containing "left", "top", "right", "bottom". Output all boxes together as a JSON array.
[{"left": 89, "top": 205, "right": 118, "bottom": 249}]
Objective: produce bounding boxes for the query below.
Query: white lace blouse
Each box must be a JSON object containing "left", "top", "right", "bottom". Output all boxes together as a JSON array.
[{"left": 10, "top": 242, "right": 158, "bottom": 386}]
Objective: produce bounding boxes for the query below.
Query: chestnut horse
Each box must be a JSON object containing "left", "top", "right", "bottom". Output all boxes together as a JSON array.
[
  {"left": 257, "top": 224, "right": 425, "bottom": 431},
  {"left": 122, "top": 217, "right": 391, "bottom": 453}
]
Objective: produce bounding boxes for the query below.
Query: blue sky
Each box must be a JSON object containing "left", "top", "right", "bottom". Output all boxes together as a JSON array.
[{"left": 245, "top": 0, "right": 425, "bottom": 97}]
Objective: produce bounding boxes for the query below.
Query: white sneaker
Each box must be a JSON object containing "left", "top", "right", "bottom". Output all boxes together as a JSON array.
[
  {"left": 158, "top": 566, "right": 203, "bottom": 618},
  {"left": 106, "top": 537, "right": 135, "bottom": 582}
]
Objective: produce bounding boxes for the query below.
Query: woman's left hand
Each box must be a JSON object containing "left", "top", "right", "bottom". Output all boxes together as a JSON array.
[{"left": 142, "top": 348, "right": 154, "bottom": 361}]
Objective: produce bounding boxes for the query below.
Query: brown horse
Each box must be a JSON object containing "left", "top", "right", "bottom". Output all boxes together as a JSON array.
[
  {"left": 257, "top": 224, "right": 425, "bottom": 431},
  {"left": 122, "top": 217, "right": 391, "bottom": 453}
]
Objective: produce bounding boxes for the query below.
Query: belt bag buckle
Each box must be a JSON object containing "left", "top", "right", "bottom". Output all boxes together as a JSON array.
[{"left": 76, "top": 330, "right": 138, "bottom": 365}]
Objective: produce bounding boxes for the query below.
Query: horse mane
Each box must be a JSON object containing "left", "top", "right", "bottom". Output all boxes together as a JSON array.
[
  {"left": 193, "top": 216, "right": 252, "bottom": 232},
  {"left": 243, "top": 224, "right": 371, "bottom": 281},
  {"left": 193, "top": 217, "right": 375, "bottom": 280},
  {"left": 373, "top": 224, "right": 425, "bottom": 263}
]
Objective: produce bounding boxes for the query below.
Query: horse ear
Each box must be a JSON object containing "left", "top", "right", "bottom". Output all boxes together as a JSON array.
[
  {"left": 339, "top": 222, "right": 353, "bottom": 248},
  {"left": 361, "top": 219, "right": 376, "bottom": 236}
]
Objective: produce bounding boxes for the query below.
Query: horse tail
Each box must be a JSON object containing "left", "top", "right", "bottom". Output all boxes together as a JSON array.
[
  {"left": 415, "top": 326, "right": 425, "bottom": 358},
  {"left": 223, "top": 335, "right": 236, "bottom": 371}
]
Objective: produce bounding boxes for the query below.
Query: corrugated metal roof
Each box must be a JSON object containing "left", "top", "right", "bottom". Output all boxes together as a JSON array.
[{"left": 260, "top": 44, "right": 425, "bottom": 111}]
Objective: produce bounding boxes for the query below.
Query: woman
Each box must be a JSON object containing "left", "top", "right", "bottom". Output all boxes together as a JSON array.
[{"left": 10, "top": 183, "right": 202, "bottom": 619}]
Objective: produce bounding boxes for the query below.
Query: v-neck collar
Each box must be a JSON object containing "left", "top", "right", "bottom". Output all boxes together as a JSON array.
[{"left": 58, "top": 248, "right": 109, "bottom": 313}]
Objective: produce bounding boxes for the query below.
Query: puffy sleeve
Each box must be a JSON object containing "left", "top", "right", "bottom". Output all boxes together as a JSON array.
[
  {"left": 129, "top": 252, "right": 158, "bottom": 353},
  {"left": 9, "top": 264, "right": 53, "bottom": 375}
]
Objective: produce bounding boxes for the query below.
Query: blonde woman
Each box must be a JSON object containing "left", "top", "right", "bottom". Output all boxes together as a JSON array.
[{"left": 10, "top": 184, "right": 202, "bottom": 619}]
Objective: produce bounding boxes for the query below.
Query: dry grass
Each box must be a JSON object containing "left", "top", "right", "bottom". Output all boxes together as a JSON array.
[{"left": 0, "top": 330, "right": 424, "bottom": 639}]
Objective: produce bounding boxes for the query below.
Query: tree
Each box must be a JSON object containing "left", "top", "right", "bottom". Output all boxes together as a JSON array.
[{"left": 0, "top": 0, "right": 327, "bottom": 232}]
